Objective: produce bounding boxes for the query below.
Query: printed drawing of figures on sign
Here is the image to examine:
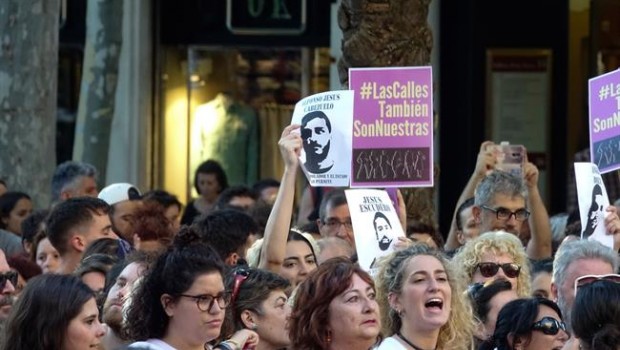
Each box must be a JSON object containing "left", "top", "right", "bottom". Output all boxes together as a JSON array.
[
  {"left": 589, "top": 68, "right": 620, "bottom": 173},
  {"left": 290, "top": 91, "right": 354, "bottom": 187},
  {"left": 574, "top": 162, "right": 614, "bottom": 249},
  {"left": 345, "top": 189, "right": 405, "bottom": 274}
]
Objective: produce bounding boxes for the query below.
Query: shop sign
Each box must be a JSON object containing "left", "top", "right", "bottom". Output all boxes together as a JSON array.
[{"left": 226, "top": 0, "right": 307, "bottom": 35}]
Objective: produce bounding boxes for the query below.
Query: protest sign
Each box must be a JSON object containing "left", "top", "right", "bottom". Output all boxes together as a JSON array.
[
  {"left": 574, "top": 162, "right": 614, "bottom": 249},
  {"left": 589, "top": 69, "right": 620, "bottom": 173},
  {"left": 345, "top": 188, "right": 405, "bottom": 274},
  {"left": 291, "top": 90, "right": 354, "bottom": 187},
  {"left": 349, "top": 66, "right": 433, "bottom": 187}
]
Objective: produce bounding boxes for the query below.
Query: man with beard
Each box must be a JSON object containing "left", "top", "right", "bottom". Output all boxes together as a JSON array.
[
  {"left": 101, "top": 252, "right": 154, "bottom": 350},
  {"left": 0, "top": 250, "right": 16, "bottom": 343},
  {"left": 301, "top": 111, "right": 334, "bottom": 174},
  {"left": 551, "top": 239, "right": 618, "bottom": 349},
  {"left": 373, "top": 211, "right": 394, "bottom": 251},
  {"left": 471, "top": 168, "right": 555, "bottom": 259},
  {"left": 368, "top": 211, "right": 399, "bottom": 269},
  {"left": 98, "top": 183, "right": 143, "bottom": 244}
]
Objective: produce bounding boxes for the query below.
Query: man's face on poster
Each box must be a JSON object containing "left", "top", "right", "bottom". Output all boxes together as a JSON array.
[
  {"left": 374, "top": 216, "right": 393, "bottom": 251},
  {"left": 302, "top": 116, "right": 331, "bottom": 161},
  {"left": 590, "top": 194, "right": 605, "bottom": 227}
]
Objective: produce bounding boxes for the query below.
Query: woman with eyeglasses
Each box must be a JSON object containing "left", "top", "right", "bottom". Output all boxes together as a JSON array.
[
  {"left": 375, "top": 244, "right": 475, "bottom": 350},
  {"left": 451, "top": 231, "right": 531, "bottom": 297},
  {"left": 123, "top": 227, "right": 258, "bottom": 350},
  {"left": 219, "top": 267, "right": 291, "bottom": 350},
  {"left": 572, "top": 277, "right": 620, "bottom": 350},
  {"left": 289, "top": 257, "right": 382, "bottom": 350},
  {"left": 479, "top": 297, "right": 569, "bottom": 350}
]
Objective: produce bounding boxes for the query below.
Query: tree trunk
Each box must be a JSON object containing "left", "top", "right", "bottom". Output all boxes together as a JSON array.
[
  {"left": 73, "top": 0, "right": 123, "bottom": 185},
  {"left": 338, "top": 0, "right": 436, "bottom": 226},
  {"left": 0, "top": 0, "right": 60, "bottom": 208}
]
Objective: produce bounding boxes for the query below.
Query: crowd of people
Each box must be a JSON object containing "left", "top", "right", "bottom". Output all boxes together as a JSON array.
[{"left": 0, "top": 125, "right": 619, "bottom": 350}]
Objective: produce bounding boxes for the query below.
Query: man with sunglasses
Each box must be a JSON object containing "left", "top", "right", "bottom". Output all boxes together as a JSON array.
[
  {"left": 0, "top": 250, "right": 16, "bottom": 324},
  {"left": 551, "top": 239, "right": 619, "bottom": 348}
]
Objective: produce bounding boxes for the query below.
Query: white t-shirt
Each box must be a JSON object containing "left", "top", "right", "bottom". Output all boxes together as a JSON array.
[
  {"left": 375, "top": 336, "right": 407, "bottom": 350},
  {"left": 127, "top": 339, "right": 177, "bottom": 350}
]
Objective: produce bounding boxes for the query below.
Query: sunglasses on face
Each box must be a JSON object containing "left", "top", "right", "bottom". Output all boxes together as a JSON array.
[
  {"left": 531, "top": 316, "right": 567, "bottom": 335},
  {"left": 475, "top": 262, "right": 521, "bottom": 279},
  {"left": 574, "top": 274, "right": 620, "bottom": 296},
  {"left": 0, "top": 271, "right": 18, "bottom": 290}
]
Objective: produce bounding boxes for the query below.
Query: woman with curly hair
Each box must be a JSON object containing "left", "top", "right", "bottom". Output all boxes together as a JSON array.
[
  {"left": 123, "top": 227, "right": 257, "bottom": 350},
  {"left": 375, "top": 244, "right": 475, "bottom": 350},
  {"left": 451, "top": 230, "right": 531, "bottom": 297},
  {"left": 289, "top": 257, "right": 381, "bottom": 350}
]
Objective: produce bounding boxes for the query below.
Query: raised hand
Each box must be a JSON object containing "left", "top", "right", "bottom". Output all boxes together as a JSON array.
[
  {"left": 475, "top": 141, "right": 497, "bottom": 178},
  {"left": 278, "top": 124, "right": 303, "bottom": 169},
  {"left": 522, "top": 162, "right": 539, "bottom": 189}
]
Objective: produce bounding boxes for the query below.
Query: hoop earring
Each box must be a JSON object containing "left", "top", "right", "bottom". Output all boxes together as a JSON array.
[{"left": 326, "top": 330, "right": 332, "bottom": 344}]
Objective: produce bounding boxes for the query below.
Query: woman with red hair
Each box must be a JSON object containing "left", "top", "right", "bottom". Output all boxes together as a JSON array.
[{"left": 288, "top": 257, "right": 382, "bottom": 350}]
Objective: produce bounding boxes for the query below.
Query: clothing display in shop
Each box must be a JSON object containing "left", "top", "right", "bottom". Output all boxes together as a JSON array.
[
  {"left": 191, "top": 93, "right": 259, "bottom": 186},
  {"left": 258, "top": 104, "right": 293, "bottom": 180}
]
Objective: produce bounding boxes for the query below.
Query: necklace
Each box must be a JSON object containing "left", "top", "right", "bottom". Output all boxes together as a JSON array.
[{"left": 396, "top": 331, "right": 436, "bottom": 350}]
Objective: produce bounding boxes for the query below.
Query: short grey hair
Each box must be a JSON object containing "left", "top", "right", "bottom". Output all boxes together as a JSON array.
[
  {"left": 318, "top": 189, "right": 347, "bottom": 222},
  {"left": 474, "top": 171, "right": 527, "bottom": 207},
  {"left": 552, "top": 239, "right": 619, "bottom": 289},
  {"left": 51, "top": 161, "right": 97, "bottom": 201}
]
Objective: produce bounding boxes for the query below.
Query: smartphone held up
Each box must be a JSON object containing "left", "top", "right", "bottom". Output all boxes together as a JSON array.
[{"left": 494, "top": 141, "right": 525, "bottom": 177}]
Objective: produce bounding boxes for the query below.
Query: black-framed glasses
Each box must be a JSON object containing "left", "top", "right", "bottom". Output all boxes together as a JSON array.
[
  {"left": 179, "top": 292, "right": 231, "bottom": 312},
  {"left": 531, "top": 316, "right": 567, "bottom": 335},
  {"left": 475, "top": 262, "right": 521, "bottom": 278},
  {"left": 0, "top": 271, "right": 18, "bottom": 290},
  {"left": 574, "top": 274, "right": 620, "bottom": 296},
  {"left": 323, "top": 218, "right": 353, "bottom": 231},
  {"left": 230, "top": 268, "right": 250, "bottom": 305},
  {"left": 481, "top": 205, "right": 530, "bottom": 221}
]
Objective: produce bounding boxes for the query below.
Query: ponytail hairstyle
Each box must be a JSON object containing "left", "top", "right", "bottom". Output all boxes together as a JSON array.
[{"left": 572, "top": 280, "right": 620, "bottom": 350}]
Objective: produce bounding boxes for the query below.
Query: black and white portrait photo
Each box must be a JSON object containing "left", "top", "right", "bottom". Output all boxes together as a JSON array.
[{"left": 301, "top": 111, "right": 334, "bottom": 174}]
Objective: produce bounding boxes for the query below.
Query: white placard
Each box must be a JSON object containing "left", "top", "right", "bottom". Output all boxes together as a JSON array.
[
  {"left": 574, "top": 162, "right": 614, "bottom": 249},
  {"left": 345, "top": 189, "right": 405, "bottom": 273},
  {"left": 290, "top": 90, "right": 354, "bottom": 187}
]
